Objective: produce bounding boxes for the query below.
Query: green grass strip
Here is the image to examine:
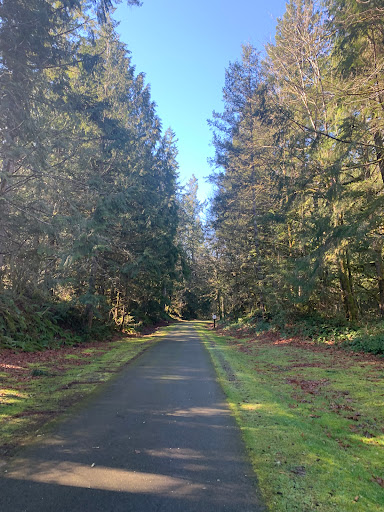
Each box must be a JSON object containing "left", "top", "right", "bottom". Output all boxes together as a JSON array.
[{"left": 195, "top": 321, "right": 384, "bottom": 512}]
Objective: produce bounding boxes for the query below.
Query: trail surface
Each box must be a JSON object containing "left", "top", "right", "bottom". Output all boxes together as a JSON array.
[{"left": 0, "top": 322, "right": 265, "bottom": 511}]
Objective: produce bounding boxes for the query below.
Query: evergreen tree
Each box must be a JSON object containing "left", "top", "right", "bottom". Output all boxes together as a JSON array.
[
  {"left": 174, "top": 176, "right": 212, "bottom": 318},
  {"left": 0, "top": 0, "right": 182, "bottom": 347}
]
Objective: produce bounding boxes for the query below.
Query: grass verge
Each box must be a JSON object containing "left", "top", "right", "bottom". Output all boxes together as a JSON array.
[
  {"left": 195, "top": 321, "right": 384, "bottom": 512},
  {"left": 0, "top": 323, "right": 176, "bottom": 461}
]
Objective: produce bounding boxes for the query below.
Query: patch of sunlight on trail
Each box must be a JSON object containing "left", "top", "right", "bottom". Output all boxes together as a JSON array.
[
  {"left": 166, "top": 406, "right": 229, "bottom": 417},
  {"left": 5, "top": 459, "right": 204, "bottom": 495}
]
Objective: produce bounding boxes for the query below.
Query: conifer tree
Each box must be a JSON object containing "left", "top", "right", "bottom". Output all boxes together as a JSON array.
[
  {"left": 0, "top": 0, "right": 182, "bottom": 344},
  {"left": 174, "top": 176, "right": 212, "bottom": 318}
]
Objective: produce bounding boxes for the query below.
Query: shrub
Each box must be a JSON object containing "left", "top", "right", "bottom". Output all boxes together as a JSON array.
[{"left": 346, "top": 334, "right": 384, "bottom": 355}]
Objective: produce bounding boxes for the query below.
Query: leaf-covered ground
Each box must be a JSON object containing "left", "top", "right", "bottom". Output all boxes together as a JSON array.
[{"left": 196, "top": 322, "right": 384, "bottom": 512}]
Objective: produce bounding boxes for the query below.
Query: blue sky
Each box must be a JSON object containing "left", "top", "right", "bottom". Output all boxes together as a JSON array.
[{"left": 114, "top": 0, "right": 287, "bottom": 202}]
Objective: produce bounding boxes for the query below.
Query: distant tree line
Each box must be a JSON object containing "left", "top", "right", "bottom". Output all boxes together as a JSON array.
[{"left": 208, "top": 0, "right": 384, "bottom": 324}]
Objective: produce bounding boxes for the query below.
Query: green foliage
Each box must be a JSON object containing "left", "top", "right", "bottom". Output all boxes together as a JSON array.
[
  {"left": 208, "top": 0, "right": 384, "bottom": 327},
  {"left": 270, "top": 312, "right": 355, "bottom": 342},
  {"left": 344, "top": 322, "right": 384, "bottom": 355},
  {"left": 173, "top": 176, "right": 213, "bottom": 319},
  {"left": 0, "top": 294, "right": 89, "bottom": 351},
  {"left": 347, "top": 334, "right": 384, "bottom": 356},
  {"left": 0, "top": 1, "right": 181, "bottom": 349},
  {"left": 220, "top": 309, "right": 384, "bottom": 356},
  {"left": 31, "top": 368, "right": 54, "bottom": 377},
  {"left": 218, "top": 312, "right": 271, "bottom": 335},
  {"left": 3, "top": 0, "right": 384, "bottom": 348}
]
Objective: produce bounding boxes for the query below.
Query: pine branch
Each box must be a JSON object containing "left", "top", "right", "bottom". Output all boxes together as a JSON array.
[{"left": 289, "top": 117, "right": 384, "bottom": 151}]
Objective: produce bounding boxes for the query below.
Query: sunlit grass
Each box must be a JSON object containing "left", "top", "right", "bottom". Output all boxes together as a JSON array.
[
  {"left": 195, "top": 321, "right": 384, "bottom": 512},
  {"left": 0, "top": 389, "right": 28, "bottom": 403},
  {"left": 64, "top": 354, "right": 80, "bottom": 360}
]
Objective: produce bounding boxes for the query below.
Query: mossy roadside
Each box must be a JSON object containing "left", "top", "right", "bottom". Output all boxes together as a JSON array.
[
  {"left": 0, "top": 323, "right": 176, "bottom": 462},
  {"left": 195, "top": 321, "right": 384, "bottom": 512}
]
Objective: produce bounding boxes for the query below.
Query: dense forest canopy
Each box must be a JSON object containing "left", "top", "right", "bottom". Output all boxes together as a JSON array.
[{"left": 1, "top": 0, "right": 384, "bottom": 351}]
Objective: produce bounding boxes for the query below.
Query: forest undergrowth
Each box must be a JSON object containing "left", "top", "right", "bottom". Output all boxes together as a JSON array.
[{"left": 219, "top": 313, "right": 384, "bottom": 355}]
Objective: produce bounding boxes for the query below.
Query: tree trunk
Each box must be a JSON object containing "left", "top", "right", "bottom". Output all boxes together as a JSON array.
[
  {"left": 374, "top": 131, "right": 384, "bottom": 185},
  {"left": 337, "top": 249, "right": 358, "bottom": 321},
  {"left": 162, "top": 284, "right": 167, "bottom": 313},
  {"left": 84, "top": 256, "right": 96, "bottom": 330},
  {"left": 220, "top": 293, "right": 225, "bottom": 320},
  {"left": 374, "top": 241, "right": 384, "bottom": 317},
  {"left": 0, "top": 157, "right": 13, "bottom": 278},
  {"left": 251, "top": 169, "right": 265, "bottom": 315},
  {"left": 113, "top": 290, "right": 120, "bottom": 324},
  {"left": 216, "top": 289, "right": 222, "bottom": 319},
  {"left": 120, "top": 304, "right": 126, "bottom": 331}
]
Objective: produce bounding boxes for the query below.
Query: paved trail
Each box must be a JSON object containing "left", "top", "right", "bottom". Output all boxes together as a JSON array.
[{"left": 0, "top": 322, "right": 265, "bottom": 511}]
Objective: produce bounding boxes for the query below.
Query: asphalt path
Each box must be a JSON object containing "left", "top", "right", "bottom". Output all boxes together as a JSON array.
[{"left": 0, "top": 322, "right": 266, "bottom": 511}]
